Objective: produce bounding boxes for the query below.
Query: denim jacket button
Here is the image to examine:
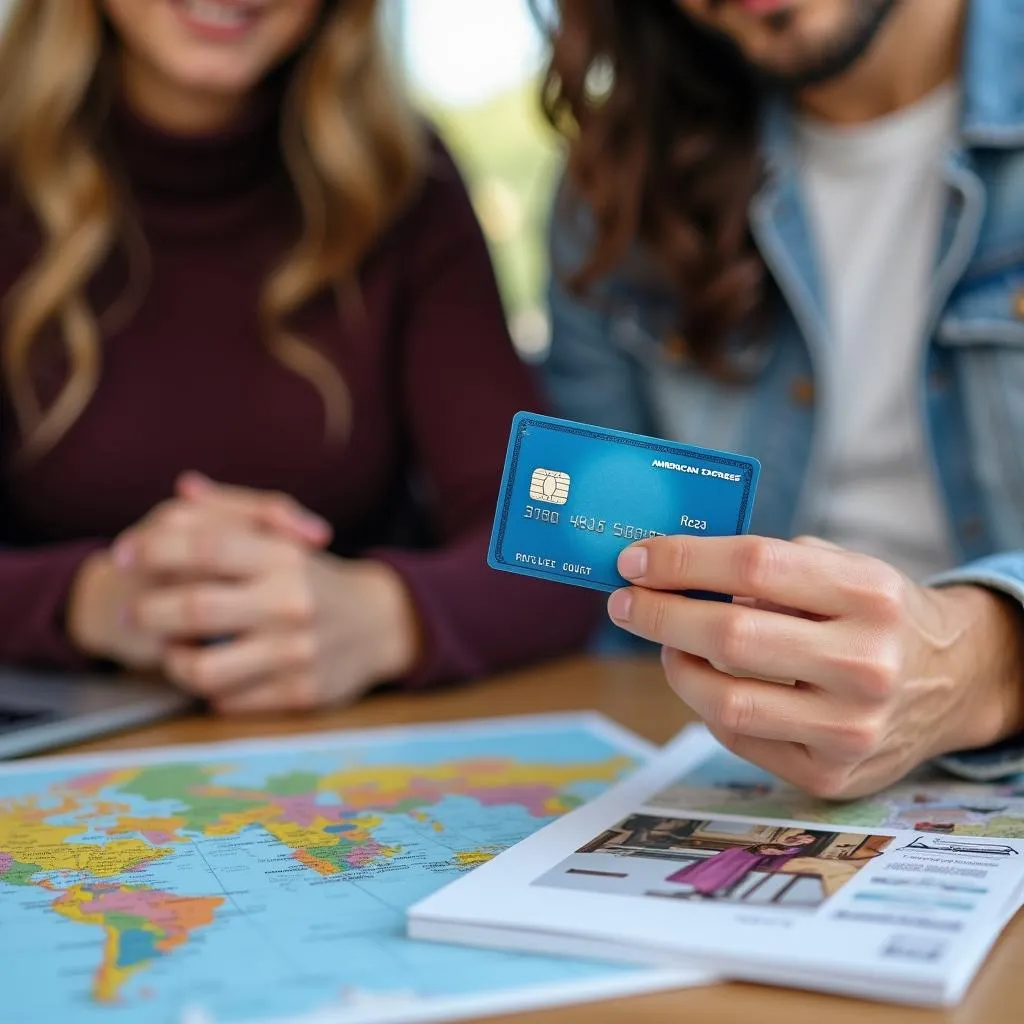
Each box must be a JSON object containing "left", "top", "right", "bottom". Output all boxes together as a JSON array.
[
  {"left": 664, "top": 332, "right": 688, "bottom": 363},
  {"left": 1014, "top": 289, "right": 1024, "bottom": 320},
  {"left": 789, "top": 376, "right": 815, "bottom": 406}
]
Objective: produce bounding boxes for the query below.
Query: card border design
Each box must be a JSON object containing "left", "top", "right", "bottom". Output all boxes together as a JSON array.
[{"left": 489, "top": 414, "right": 759, "bottom": 591}]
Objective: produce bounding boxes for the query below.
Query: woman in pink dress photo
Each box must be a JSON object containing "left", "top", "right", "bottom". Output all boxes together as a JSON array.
[{"left": 665, "top": 832, "right": 819, "bottom": 898}]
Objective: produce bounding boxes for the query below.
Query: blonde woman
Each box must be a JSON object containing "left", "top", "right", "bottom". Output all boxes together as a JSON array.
[{"left": 0, "top": 0, "right": 598, "bottom": 712}]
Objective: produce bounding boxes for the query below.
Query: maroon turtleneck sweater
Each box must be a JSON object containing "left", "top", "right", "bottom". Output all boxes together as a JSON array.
[{"left": 0, "top": 98, "right": 601, "bottom": 683}]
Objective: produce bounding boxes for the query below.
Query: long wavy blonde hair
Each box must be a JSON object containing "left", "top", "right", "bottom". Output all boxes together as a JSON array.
[{"left": 0, "top": 0, "right": 425, "bottom": 458}]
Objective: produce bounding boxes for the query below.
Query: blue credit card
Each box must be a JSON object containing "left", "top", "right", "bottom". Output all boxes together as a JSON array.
[{"left": 488, "top": 412, "right": 760, "bottom": 595}]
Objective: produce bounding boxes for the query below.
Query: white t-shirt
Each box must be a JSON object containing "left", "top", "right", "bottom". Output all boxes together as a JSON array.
[{"left": 796, "top": 84, "right": 960, "bottom": 581}]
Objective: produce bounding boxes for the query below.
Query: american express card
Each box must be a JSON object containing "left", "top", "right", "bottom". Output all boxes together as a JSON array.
[{"left": 488, "top": 413, "right": 760, "bottom": 594}]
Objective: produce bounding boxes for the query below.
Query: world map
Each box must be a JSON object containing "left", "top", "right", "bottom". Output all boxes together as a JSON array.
[{"left": 0, "top": 714, "right": 666, "bottom": 1023}]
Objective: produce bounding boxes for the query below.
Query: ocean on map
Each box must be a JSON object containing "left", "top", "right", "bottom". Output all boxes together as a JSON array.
[{"left": 1, "top": 720, "right": 647, "bottom": 1023}]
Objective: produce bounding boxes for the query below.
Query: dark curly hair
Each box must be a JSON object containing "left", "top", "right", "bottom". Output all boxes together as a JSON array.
[{"left": 535, "top": 0, "right": 768, "bottom": 370}]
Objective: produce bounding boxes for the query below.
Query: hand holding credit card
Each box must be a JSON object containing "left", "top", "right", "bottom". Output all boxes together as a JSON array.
[{"left": 488, "top": 413, "right": 760, "bottom": 599}]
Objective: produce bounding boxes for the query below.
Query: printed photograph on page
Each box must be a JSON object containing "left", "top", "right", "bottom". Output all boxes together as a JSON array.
[{"left": 533, "top": 814, "right": 893, "bottom": 910}]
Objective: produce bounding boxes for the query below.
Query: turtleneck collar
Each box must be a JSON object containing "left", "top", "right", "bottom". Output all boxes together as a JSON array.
[{"left": 107, "top": 79, "right": 286, "bottom": 216}]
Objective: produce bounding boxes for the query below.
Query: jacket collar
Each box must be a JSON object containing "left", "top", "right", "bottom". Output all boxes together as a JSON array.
[{"left": 960, "top": 0, "right": 1024, "bottom": 146}]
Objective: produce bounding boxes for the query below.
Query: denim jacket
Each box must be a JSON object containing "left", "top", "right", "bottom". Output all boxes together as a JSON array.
[{"left": 542, "top": 0, "right": 1024, "bottom": 773}]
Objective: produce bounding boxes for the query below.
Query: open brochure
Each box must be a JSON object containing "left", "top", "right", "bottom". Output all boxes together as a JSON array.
[{"left": 409, "top": 725, "right": 1024, "bottom": 1007}]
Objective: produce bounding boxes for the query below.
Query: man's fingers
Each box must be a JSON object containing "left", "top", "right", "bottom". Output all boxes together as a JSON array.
[
  {"left": 704, "top": 727, "right": 863, "bottom": 801},
  {"left": 662, "top": 648, "right": 835, "bottom": 746},
  {"left": 176, "top": 473, "right": 332, "bottom": 547},
  {"left": 617, "top": 534, "right": 902, "bottom": 618},
  {"left": 701, "top": 727, "right": 832, "bottom": 794},
  {"left": 707, "top": 660, "right": 796, "bottom": 685},
  {"left": 610, "top": 589, "right": 866, "bottom": 690},
  {"left": 791, "top": 535, "right": 844, "bottom": 551},
  {"left": 660, "top": 649, "right": 894, "bottom": 798}
]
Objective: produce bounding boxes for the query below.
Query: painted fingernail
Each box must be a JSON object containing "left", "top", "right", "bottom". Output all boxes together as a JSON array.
[
  {"left": 301, "top": 512, "right": 331, "bottom": 536},
  {"left": 183, "top": 471, "right": 213, "bottom": 491},
  {"left": 607, "top": 588, "right": 633, "bottom": 623},
  {"left": 617, "top": 546, "right": 647, "bottom": 580},
  {"left": 112, "top": 540, "right": 134, "bottom": 570}
]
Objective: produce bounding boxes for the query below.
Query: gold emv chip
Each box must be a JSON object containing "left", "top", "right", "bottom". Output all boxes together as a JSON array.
[{"left": 529, "top": 468, "right": 571, "bottom": 505}]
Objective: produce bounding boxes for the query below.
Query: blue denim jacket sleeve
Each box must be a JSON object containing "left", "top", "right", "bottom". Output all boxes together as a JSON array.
[
  {"left": 541, "top": 200, "right": 655, "bottom": 437},
  {"left": 928, "top": 552, "right": 1024, "bottom": 608},
  {"left": 927, "top": 555, "right": 1024, "bottom": 779}
]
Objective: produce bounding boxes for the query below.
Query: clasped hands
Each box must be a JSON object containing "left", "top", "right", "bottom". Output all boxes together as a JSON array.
[
  {"left": 69, "top": 474, "right": 420, "bottom": 713},
  {"left": 68, "top": 486, "right": 1024, "bottom": 792},
  {"left": 608, "top": 534, "right": 1024, "bottom": 799}
]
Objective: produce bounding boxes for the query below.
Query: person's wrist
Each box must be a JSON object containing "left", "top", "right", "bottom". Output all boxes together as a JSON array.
[
  {"left": 67, "top": 551, "right": 118, "bottom": 658},
  {"left": 352, "top": 559, "right": 422, "bottom": 681},
  {"left": 933, "top": 584, "right": 1024, "bottom": 755}
]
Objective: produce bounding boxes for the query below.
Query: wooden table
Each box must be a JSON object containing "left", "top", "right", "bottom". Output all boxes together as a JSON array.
[{"left": 70, "top": 656, "right": 1024, "bottom": 1023}]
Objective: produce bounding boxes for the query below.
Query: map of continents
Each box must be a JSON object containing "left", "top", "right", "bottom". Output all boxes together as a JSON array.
[{"left": 0, "top": 715, "right": 650, "bottom": 1023}]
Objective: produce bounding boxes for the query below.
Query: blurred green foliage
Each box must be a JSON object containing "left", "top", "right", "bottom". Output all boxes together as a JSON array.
[{"left": 418, "top": 79, "right": 563, "bottom": 354}]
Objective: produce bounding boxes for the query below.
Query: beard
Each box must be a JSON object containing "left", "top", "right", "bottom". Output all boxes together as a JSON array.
[{"left": 716, "top": 0, "right": 903, "bottom": 91}]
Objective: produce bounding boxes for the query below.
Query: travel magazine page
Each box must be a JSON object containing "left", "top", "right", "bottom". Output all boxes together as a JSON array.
[{"left": 410, "top": 726, "right": 1024, "bottom": 1006}]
